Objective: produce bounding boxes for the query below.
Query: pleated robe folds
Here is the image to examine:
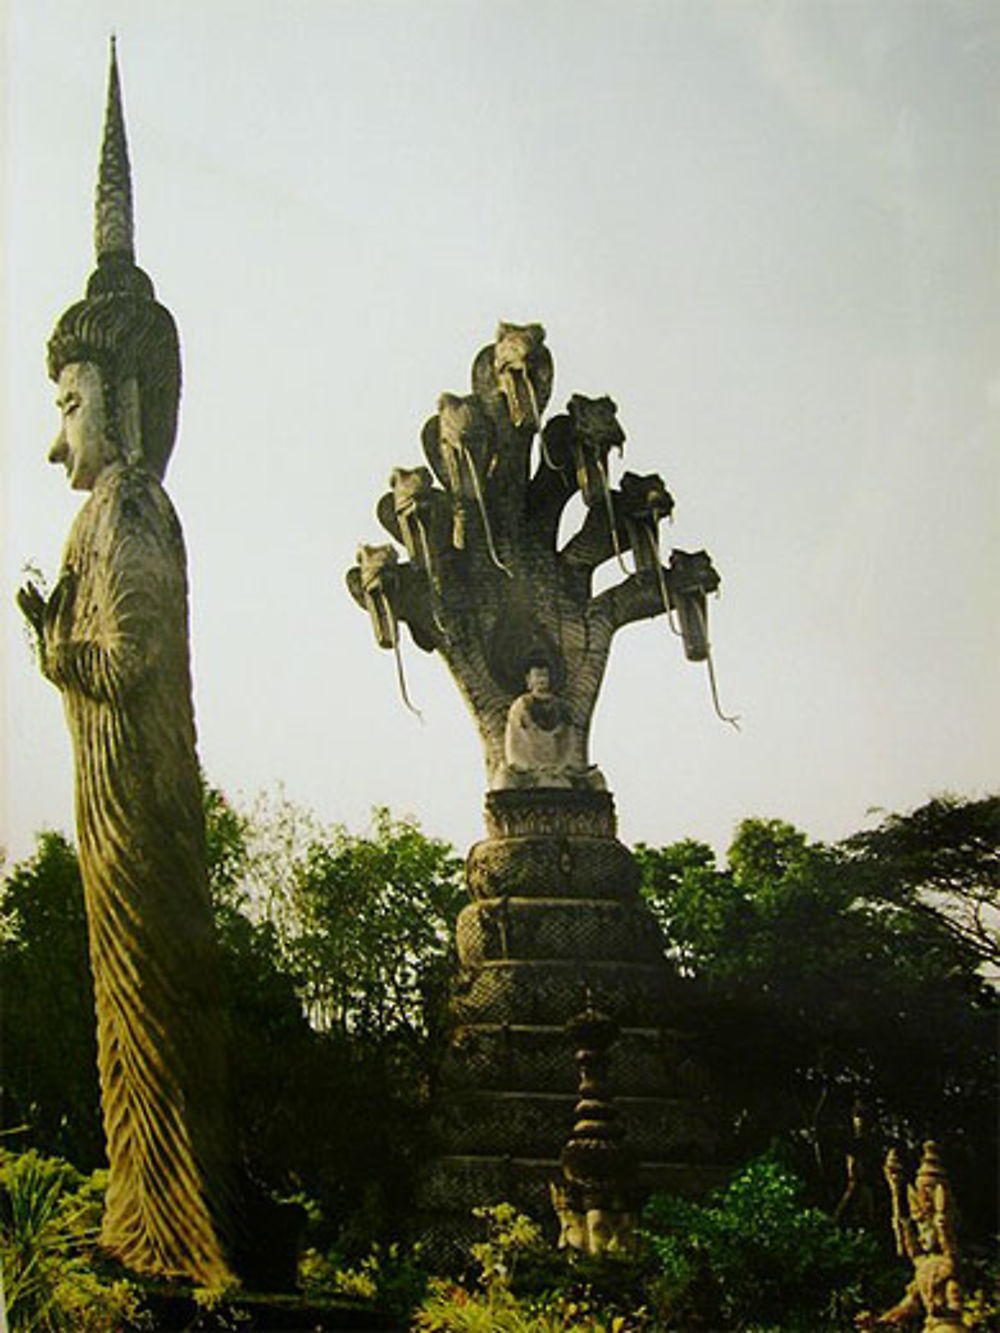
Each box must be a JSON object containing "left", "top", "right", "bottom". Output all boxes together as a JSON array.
[{"left": 48, "top": 459, "right": 234, "bottom": 1285}]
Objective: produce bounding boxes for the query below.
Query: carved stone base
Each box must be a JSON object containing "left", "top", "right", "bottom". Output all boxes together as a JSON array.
[
  {"left": 416, "top": 789, "right": 724, "bottom": 1252},
  {"left": 484, "top": 788, "right": 616, "bottom": 840},
  {"left": 416, "top": 1153, "right": 728, "bottom": 1267},
  {"left": 466, "top": 834, "right": 639, "bottom": 901}
]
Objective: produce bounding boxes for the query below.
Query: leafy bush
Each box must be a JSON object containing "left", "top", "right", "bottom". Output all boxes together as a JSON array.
[
  {"left": 416, "top": 1280, "right": 650, "bottom": 1332},
  {"left": 643, "top": 1154, "right": 878, "bottom": 1329},
  {"left": 413, "top": 1204, "right": 651, "bottom": 1333},
  {"left": 0, "top": 1147, "right": 148, "bottom": 1331},
  {"left": 962, "top": 1272, "right": 1000, "bottom": 1333},
  {"left": 298, "top": 1239, "right": 428, "bottom": 1323}
]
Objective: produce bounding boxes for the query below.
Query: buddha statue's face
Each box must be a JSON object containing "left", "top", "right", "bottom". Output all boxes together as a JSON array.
[
  {"left": 526, "top": 664, "right": 552, "bottom": 696},
  {"left": 49, "top": 361, "right": 117, "bottom": 490}
]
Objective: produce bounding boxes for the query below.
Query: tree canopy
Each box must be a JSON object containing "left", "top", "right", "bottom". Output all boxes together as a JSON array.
[
  {"left": 0, "top": 831, "right": 102, "bottom": 1166},
  {"left": 2, "top": 787, "right": 995, "bottom": 1245},
  {"left": 0, "top": 787, "right": 465, "bottom": 1245},
  {"left": 635, "top": 796, "right": 998, "bottom": 1232}
]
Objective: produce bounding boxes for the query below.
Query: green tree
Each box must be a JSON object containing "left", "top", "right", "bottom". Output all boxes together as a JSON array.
[
  {"left": 643, "top": 1153, "right": 879, "bottom": 1330},
  {"left": 0, "top": 787, "right": 466, "bottom": 1249},
  {"left": 840, "top": 794, "right": 1000, "bottom": 970},
  {"left": 280, "top": 807, "right": 464, "bottom": 1042},
  {"left": 0, "top": 832, "right": 102, "bottom": 1166},
  {"left": 197, "top": 787, "right": 323, "bottom": 1202},
  {"left": 246, "top": 803, "right": 465, "bottom": 1244},
  {"left": 636, "top": 799, "right": 998, "bottom": 1235}
]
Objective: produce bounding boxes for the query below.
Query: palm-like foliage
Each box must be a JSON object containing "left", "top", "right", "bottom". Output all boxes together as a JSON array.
[{"left": 0, "top": 1149, "right": 144, "bottom": 1332}]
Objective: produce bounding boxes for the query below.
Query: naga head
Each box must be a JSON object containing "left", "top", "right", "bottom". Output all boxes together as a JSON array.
[
  {"left": 666, "top": 549, "right": 720, "bottom": 662},
  {"left": 472, "top": 321, "right": 554, "bottom": 431},
  {"left": 561, "top": 394, "right": 625, "bottom": 512},
  {"left": 437, "top": 392, "right": 493, "bottom": 476},
  {"left": 566, "top": 395, "right": 625, "bottom": 506},
  {"left": 380, "top": 466, "right": 454, "bottom": 611},
  {"left": 618, "top": 471, "right": 674, "bottom": 573},
  {"left": 435, "top": 393, "right": 508, "bottom": 568},
  {"left": 494, "top": 323, "right": 550, "bottom": 428},
  {"left": 389, "top": 465, "right": 435, "bottom": 506},
  {"left": 348, "top": 543, "right": 424, "bottom": 717},
  {"left": 387, "top": 466, "right": 445, "bottom": 557},
  {"left": 350, "top": 543, "right": 400, "bottom": 649},
  {"left": 618, "top": 471, "right": 673, "bottom": 524}
]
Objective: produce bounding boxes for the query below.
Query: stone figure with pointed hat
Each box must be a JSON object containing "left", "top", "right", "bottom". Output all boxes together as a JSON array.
[
  {"left": 856, "top": 1142, "right": 964, "bottom": 1333},
  {"left": 17, "top": 43, "right": 238, "bottom": 1287}
]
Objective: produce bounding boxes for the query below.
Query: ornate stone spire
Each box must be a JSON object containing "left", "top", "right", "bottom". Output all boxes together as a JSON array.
[
  {"left": 83, "top": 38, "right": 153, "bottom": 305},
  {"left": 553, "top": 996, "right": 638, "bottom": 1255},
  {"left": 94, "top": 36, "right": 134, "bottom": 264},
  {"left": 46, "top": 39, "right": 181, "bottom": 479}
]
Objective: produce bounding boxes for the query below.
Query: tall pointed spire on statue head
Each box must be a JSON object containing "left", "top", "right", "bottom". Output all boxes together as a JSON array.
[
  {"left": 85, "top": 35, "right": 152, "bottom": 301},
  {"left": 95, "top": 35, "right": 135, "bottom": 264},
  {"left": 47, "top": 36, "right": 182, "bottom": 480}
]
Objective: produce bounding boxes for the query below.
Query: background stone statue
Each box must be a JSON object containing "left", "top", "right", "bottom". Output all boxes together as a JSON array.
[
  {"left": 856, "top": 1142, "right": 964, "bottom": 1332},
  {"left": 499, "top": 655, "right": 600, "bottom": 790},
  {"left": 348, "top": 322, "right": 728, "bottom": 787},
  {"left": 17, "top": 45, "right": 237, "bottom": 1287},
  {"left": 348, "top": 324, "right": 729, "bottom": 1253}
]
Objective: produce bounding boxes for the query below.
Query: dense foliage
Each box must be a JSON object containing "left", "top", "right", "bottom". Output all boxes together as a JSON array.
[
  {"left": 0, "top": 832, "right": 103, "bottom": 1167},
  {"left": 642, "top": 1154, "right": 879, "bottom": 1329},
  {"left": 413, "top": 1202, "right": 653, "bottom": 1332},
  {"left": 0, "top": 788, "right": 465, "bottom": 1248},
  {"left": 206, "top": 793, "right": 465, "bottom": 1239},
  {"left": 2, "top": 788, "right": 996, "bottom": 1326},
  {"left": 411, "top": 1181, "right": 891, "bottom": 1333},
  {"left": 635, "top": 796, "right": 999, "bottom": 1235},
  {"left": 0, "top": 1148, "right": 146, "bottom": 1331},
  {"left": 839, "top": 794, "right": 1000, "bottom": 969}
]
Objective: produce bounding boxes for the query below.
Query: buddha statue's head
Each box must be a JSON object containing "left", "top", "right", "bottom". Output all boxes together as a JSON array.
[
  {"left": 46, "top": 40, "right": 182, "bottom": 489},
  {"left": 47, "top": 268, "right": 181, "bottom": 485}
]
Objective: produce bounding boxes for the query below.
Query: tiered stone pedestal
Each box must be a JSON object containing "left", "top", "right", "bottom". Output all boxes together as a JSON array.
[{"left": 418, "top": 789, "right": 724, "bottom": 1254}]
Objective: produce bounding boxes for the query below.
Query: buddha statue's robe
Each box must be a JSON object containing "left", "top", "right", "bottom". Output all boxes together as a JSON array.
[{"left": 46, "top": 458, "right": 233, "bottom": 1284}]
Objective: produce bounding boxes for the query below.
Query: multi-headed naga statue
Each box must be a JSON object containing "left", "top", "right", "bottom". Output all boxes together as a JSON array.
[
  {"left": 348, "top": 322, "right": 727, "bottom": 791},
  {"left": 17, "top": 47, "right": 236, "bottom": 1286},
  {"left": 349, "top": 324, "right": 729, "bottom": 1243}
]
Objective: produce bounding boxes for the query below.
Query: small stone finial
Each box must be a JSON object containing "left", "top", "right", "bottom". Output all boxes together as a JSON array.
[
  {"left": 95, "top": 36, "right": 135, "bottom": 265},
  {"left": 552, "top": 998, "right": 639, "bottom": 1255},
  {"left": 914, "top": 1140, "right": 947, "bottom": 1192}
]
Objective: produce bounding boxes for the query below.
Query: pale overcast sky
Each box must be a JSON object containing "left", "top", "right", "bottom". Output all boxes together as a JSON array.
[{"left": 3, "top": 1, "right": 998, "bottom": 868}]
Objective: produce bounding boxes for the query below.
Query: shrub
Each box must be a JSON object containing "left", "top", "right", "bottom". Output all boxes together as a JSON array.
[
  {"left": 413, "top": 1204, "right": 651, "bottom": 1333},
  {"left": 643, "top": 1154, "right": 878, "bottom": 1329},
  {"left": 299, "top": 1239, "right": 428, "bottom": 1323},
  {"left": 0, "top": 1148, "right": 148, "bottom": 1331}
]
